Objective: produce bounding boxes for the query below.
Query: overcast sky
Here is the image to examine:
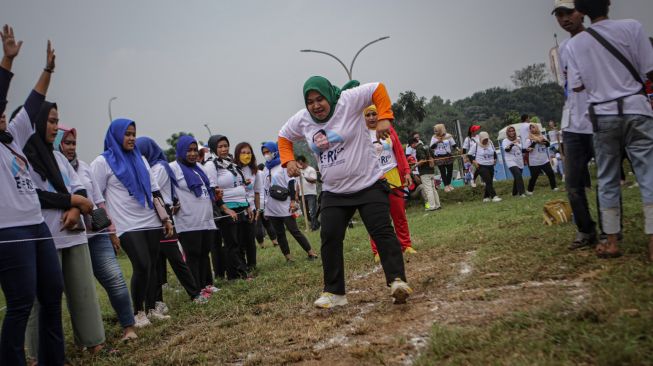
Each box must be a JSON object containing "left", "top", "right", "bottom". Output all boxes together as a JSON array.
[{"left": 3, "top": 0, "right": 652, "bottom": 161}]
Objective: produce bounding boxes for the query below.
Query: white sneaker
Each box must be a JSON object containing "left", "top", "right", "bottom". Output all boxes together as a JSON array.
[
  {"left": 525, "top": 191, "right": 534, "bottom": 196},
  {"left": 314, "top": 292, "right": 348, "bottom": 309},
  {"left": 470, "top": 181, "right": 477, "bottom": 188},
  {"left": 483, "top": 198, "right": 491, "bottom": 203},
  {"left": 134, "top": 311, "right": 151, "bottom": 328},
  {"left": 155, "top": 301, "right": 169, "bottom": 315},
  {"left": 553, "top": 188, "right": 560, "bottom": 192},
  {"left": 492, "top": 196, "right": 502, "bottom": 202},
  {"left": 206, "top": 285, "right": 220, "bottom": 293},
  {"left": 520, "top": 194, "right": 527, "bottom": 198},
  {"left": 390, "top": 278, "right": 412, "bottom": 304},
  {"left": 148, "top": 308, "right": 171, "bottom": 321}
]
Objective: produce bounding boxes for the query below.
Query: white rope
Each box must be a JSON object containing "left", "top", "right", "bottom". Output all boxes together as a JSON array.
[{"left": 0, "top": 213, "right": 240, "bottom": 244}]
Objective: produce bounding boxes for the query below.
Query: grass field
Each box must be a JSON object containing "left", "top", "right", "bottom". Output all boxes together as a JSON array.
[{"left": 2, "top": 174, "right": 652, "bottom": 365}]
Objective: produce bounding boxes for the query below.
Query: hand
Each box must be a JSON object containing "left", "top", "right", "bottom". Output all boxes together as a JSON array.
[
  {"left": 376, "top": 120, "right": 391, "bottom": 140},
  {"left": 404, "top": 174, "right": 413, "bottom": 188},
  {"left": 45, "top": 40, "right": 55, "bottom": 71},
  {"left": 162, "top": 220, "right": 174, "bottom": 238},
  {"left": 109, "top": 233, "right": 121, "bottom": 254},
  {"left": 1, "top": 25, "right": 23, "bottom": 60},
  {"left": 224, "top": 208, "right": 238, "bottom": 221},
  {"left": 254, "top": 209, "right": 261, "bottom": 221},
  {"left": 289, "top": 200, "right": 297, "bottom": 213},
  {"left": 247, "top": 207, "right": 254, "bottom": 223},
  {"left": 286, "top": 160, "right": 300, "bottom": 177},
  {"left": 71, "top": 194, "right": 93, "bottom": 214},
  {"left": 61, "top": 208, "right": 81, "bottom": 230}
]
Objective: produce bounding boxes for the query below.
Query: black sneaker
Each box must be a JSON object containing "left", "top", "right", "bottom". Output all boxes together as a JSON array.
[{"left": 568, "top": 233, "right": 598, "bottom": 250}]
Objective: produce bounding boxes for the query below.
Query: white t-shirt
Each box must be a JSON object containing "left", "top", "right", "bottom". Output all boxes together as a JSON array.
[
  {"left": 559, "top": 38, "right": 593, "bottom": 134},
  {"left": 168, "top": 162, "right": 216, "bottom": 233},
  {"left": 77, "top": 160, "right": 104, "bottom": 206},
  {"left": 256, "top": 170, "right": 265, "bottom": 195},
  {"left": 242, "top": 166, "right": 260, "bottom": 206},
  {"left": 518, "top": 123, "right": 532, "bottom": 143},
  {"left": 462, "top": 136, "right": 478, "bottom": 152},
  {"left": 204, "top": 159, "right": 248, "bottom": 204},
  {"left": 430, "top": 134, "right": 456, "bottom": 156},
  {"left": 547, "top": 129, "right": 561, "bottom": 144},
  {"left": 30, "top": 151, "right": 88, "bottom": 249},
  {"left": 0, "top": 108, "right": 44, "bottom": 229},
  {"left": 567, "top": 19, "right": 653, "bottom": 117},
  {"left": 469, "top": 142, "right": 496, "bottom": 166},
  {"left": 501, "top": 138, "right": 524, "bottom": 169},
  {"left": 525, "top": 139, "right": 551, "bottom": 167},
  {"left": 262, "top": 164, "right": 294, "bottom": 218},
  {"left": 405, "top": 145, "right": 416, "bottom": 159},
  {"left": 91, "top": 155, "right": 161, "bottom": 237},
  {"left": 370, "top": 130, "right": 397, "bottom": 175},
  {"left": 279, "top": 83, "right": 384, "bottom": 194},
  {"left": 300, "top": 165, "right": 318, "bottom": 196},
  {"left": 150, "top": 163, "right": 173, "bottom": 206}
]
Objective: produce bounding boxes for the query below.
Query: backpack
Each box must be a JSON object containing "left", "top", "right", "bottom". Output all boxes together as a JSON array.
[{"left": 543, "top": 199, "right": 572, "bottom": 226}]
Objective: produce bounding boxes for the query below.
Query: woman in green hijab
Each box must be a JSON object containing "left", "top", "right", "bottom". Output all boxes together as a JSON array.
[{"left": 277, "top": 76, "right": 412, "bottom": 309}]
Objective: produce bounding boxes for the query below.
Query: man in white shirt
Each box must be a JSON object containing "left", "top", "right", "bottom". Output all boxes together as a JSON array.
[
  {"left": 568, "top": 0, "right": 653, "bottom": 260},
  {"left": 552, "top": 0, "right": 598, "bottom": 250},
  {"left": 296, "top": 156, "right": 319, "bottom": 231}
]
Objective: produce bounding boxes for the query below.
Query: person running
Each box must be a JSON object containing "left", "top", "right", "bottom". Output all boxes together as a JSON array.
[
  {"left": 501, "top": 126, "right": 526, "bottom": 197},
  {"left": 296, "top": 155, "right": 320, "bottom": 231},
  {"left": 364, "top": 104, "right": 416, "bottom": 263},
  {"left": 469, "top": 132, "right": 502, "bottom": 202},
  {"left": 430, "top": 123, "right": 458, "bottom": 192},
  {"left": 525, "top": 124, "right": 558, "bottom": 194},
  {"left": 0, "top": 29, "right": 65, "bottom": 365},
  {"left": 462, "top": 124, "right": 481, "bottom": 187},
  {"left": 261, "top": 141, "right": 318, "bottom": 262},
  {"left": 278, "top": 76, "right": 411, "bottom": 308},
  {"left": 234, "top": 141, "right": 261, "bottom": 270},
  {"left": 57, "top": 126, "right": 138, "bottom": 341},
  {"left": 23, "top": 100, "right": 108, "bottom": 356},
  {"left": 136, "top": 136, "right": 210, "bottom": 304},
  {"left": 568, "top": 0, "right": 653, "bottom": 259},
  {"left": 92, "top": 119, "right": 174, "bottom": 327},
  {"left": 169, "top": 135, "right": 219, "bottom": 296},
  {"left": 413, "top": 136, "right": 442, "bottom": 211},
  {"left": 204, "top": 135, "right": 250, "bottom": 280}
]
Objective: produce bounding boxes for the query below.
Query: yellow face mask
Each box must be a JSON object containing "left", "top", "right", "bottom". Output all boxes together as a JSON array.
[{"left": 240, "top": 153, "right": 252, "bottom": 165}]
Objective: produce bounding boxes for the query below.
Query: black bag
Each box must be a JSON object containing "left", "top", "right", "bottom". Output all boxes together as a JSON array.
[
  {"left": 90, "top": 207, "right": 112, "bottom": 232},
  {"left": 269, "top": 184, "right": 289, "bottom": 201}
]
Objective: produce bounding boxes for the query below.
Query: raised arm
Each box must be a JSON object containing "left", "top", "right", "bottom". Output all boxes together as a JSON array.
[{"left": 0, "top": 24, "right": 22, "bottom": 115}]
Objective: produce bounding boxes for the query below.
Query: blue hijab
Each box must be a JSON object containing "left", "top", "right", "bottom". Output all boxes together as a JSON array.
[
  {"left": 176, "top": 135, "right": 214, "bottom": 199},
  {"left": 261, "top": 141, "right": 281, "bottom": 170},
  {"left": 135, "top": 136, "right": 178, "bottom": 197},
  {"left": 102, "top": 119, "right": 153, "bottom": 208}
]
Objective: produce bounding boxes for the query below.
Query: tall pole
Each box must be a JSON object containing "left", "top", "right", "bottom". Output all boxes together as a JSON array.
[
  {"left": 108, "top": 97, "right": 117, "bottom": 122},
  {"left": 203, "top": 123, "right": 213, "bottom": 136},
  {"left": 300, "top": 36, "right": 390, "bottom": 81}
]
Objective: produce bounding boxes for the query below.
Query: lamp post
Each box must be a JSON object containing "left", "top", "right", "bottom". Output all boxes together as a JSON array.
[
  {"left": 203, "top": 123, "right": 213, "bottom": 136},
  {"left": 108, "top": 97, "right": 117, "bottom": 122},
  {"left": 300, "top": 36, "right": 390, "bottom": 81}
]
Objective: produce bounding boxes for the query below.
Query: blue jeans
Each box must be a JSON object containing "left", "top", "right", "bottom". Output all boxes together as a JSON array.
[
  {"left": 0, "top": 223, "right": 64, "bottom": 366},
  {"left": 562, "top": 131, "right": 596, "bottom": 236},
  {"left": 88, "top": 234, "right": 135, "bottom": 328},
  {"left": 593, "top": 114, "right": 653, "bottom": 234}
]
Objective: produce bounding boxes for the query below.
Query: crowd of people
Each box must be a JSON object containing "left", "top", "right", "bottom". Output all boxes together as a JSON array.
[{"left": 1, "top": 0, "right": 652, "bottom": 364}]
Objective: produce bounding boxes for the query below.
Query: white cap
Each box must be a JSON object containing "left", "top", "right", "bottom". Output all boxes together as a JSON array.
[{"left": 552, "top": 0, "right": 574, "bottom": 13}]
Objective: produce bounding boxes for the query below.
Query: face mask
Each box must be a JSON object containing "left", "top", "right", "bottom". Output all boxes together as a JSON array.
[
  {"left": 264, "top": 154, "right": 273, "bottom": 162},
  {"left": 240, "top": 153, "right": 252, "bottom": 165}
]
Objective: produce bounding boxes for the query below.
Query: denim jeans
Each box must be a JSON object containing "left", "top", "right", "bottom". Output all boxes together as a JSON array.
[
  {"left": 0, "top": 222, "right": 64, "bottom": 366},
  {"left": 88, "top": 234, "right": 135, "bottom": 328},
  {"left": 562, "top": 131, "right": 597, "bottom": 236},
  {"left": 304, "top": 194, "right": 320, "bottom": 231},
  {"left": 593, "top": 114, "right": 653, "bottom": 234}
]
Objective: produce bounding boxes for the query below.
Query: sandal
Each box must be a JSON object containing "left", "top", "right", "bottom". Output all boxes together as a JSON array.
[{"left": 595, "top": 242, "right": 622, "bottom": 259}]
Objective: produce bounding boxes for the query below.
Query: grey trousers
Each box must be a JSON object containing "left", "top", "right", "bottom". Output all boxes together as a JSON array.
[
  {"left": 593, "top": 114, "right": 653, "bottom": 234},
  {"left": 26, "top": 243, "right": 105, "bottom": 358}
]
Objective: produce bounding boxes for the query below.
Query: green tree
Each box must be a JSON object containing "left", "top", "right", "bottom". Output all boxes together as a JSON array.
[
  {"left": 392, "top": 91, "right": 427, "bottom": 141},
  {"left": 511, "top": 63, "right": 550, "bottom": 88},
  {"left": 165, "top": 132, "right": 195, "bottom": 162}
]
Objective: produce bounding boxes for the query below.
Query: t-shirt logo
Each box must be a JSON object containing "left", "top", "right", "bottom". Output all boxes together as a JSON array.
[
  {"left": 311, "top": 129, "right": 346, "bottom": 169},
  {"left": 11, "top": 157, "right": 35, "bottom": 195}
]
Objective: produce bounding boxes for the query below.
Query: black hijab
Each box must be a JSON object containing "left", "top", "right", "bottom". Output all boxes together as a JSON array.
[{"left": 23, "top": 101, "right": 68, "bottom": 194}]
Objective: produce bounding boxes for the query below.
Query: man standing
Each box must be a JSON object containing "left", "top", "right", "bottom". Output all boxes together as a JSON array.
[
  {"left": 553, "top": 0, "right": 597, "bottom": 250},
  {"left": 296, "top": 155, "right": 319, "bottom": 231},
  {"left": 568, "top": 0, "right": 653, "bottom": 259}
]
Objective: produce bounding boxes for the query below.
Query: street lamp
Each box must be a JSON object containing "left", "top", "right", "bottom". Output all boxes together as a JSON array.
[
  {"left": 203, "top": 123, "right": 213, "bottom": 136},
  {"left": 300, "top": 36, "right": 390, "bottom": 81},
  {"left": 108, "top": 97, "right": 117, "bottom": 122}
]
